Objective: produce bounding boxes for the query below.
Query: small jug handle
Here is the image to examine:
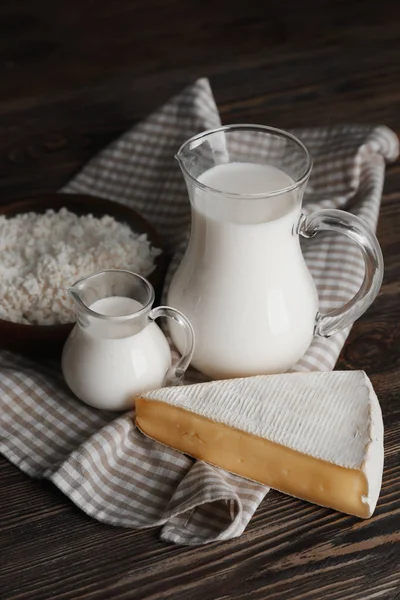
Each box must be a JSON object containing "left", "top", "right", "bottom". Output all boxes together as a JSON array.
[
  {"left": 298, "top": 208, "right": 384, "bottom": 337},
  {"left": 150, "top": 306, "right": 195, "bottom": 383}
]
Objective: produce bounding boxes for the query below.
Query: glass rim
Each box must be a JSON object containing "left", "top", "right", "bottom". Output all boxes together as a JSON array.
[
  {"left": 175, "top": 124, "right": 313, "bottom": 199},
  {"left": 69, "top": 269, "right": 155, "bottom": 322}
]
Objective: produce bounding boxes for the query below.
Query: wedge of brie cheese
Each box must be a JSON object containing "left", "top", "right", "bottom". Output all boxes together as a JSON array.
[{"left": 135, "top": 371, "right": 384, "bottom": 518}]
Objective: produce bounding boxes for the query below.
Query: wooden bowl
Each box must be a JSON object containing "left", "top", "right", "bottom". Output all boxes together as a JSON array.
[{"left": 0, "top": 193, "right": 167, "bottom": 358}]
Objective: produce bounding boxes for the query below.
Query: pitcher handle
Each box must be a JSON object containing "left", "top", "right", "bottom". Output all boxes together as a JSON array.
[
  {"left": 149, "top": 306, "right": 195, "bottom": 383},
  {"left": 298, "top": 208, "right": 384, "bottom": 337}
]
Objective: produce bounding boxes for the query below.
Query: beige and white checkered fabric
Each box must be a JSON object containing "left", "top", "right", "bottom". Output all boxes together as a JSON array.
[{"left": 0, "top": 78, "right": 398, "bottom": 545}]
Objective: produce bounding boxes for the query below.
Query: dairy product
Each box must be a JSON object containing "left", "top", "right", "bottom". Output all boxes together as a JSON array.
[
  {"left": 62, "top": 296, "right": 171, "bottom": 410},
  {"left": 135, "top": 371, "right": 384, "bottom": 518},
  {"left": 167, "top": 162, "right": 318, "bottom": 379}
]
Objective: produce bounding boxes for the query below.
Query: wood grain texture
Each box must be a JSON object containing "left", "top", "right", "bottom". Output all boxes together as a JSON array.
[{"left": 0, "top": 1, "right": 400, "bottom": 599}]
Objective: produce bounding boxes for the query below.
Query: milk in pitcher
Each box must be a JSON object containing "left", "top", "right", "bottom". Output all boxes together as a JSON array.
[{"left": 168, "top": 162, "right": 319, "bottom": 378}]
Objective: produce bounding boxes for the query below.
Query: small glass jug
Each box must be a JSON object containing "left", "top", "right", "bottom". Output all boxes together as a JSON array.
[
  {"left": 62, "top": 269, "right": 194, "bottom": 410},
  {"left": 167, "top": 124, "right": 383, "bottom": 380}
]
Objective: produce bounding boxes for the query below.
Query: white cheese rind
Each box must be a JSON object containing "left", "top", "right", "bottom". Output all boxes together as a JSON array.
[{"left": 361, "top": 375, "right": 384, "bottom": 514}]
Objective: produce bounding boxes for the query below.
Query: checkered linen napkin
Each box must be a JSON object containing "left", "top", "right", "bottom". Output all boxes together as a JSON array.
[{"left": 0, "top": 79, "right": 398, "bottom": 545}]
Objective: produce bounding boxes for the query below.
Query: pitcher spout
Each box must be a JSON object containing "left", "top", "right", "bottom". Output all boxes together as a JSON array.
[{"left": 174, "top": 152, "right": 183, "bottom": 170}]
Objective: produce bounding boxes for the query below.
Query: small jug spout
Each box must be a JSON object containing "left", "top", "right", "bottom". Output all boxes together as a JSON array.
[
  {"left": 68, "top": 286, "right": 82, "bottom": 305},
  {"left": 67, "top": 285, "right": 89, "bottom": 323},
  {"left": 67, "top": 282, "right": 91, "bottom": 328}
]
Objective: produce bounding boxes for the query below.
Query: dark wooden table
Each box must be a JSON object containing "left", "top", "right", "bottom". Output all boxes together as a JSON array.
[{"left": 1, "top": 1, "right": 400, "bottom": 599}]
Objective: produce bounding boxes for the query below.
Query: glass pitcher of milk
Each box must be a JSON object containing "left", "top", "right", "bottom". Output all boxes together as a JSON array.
[
  {"left": 167, "top": 124, "right": 383, "bottom": 380},
  {"left": 62, "top": 269, "right": 194, "bottom": 410}
]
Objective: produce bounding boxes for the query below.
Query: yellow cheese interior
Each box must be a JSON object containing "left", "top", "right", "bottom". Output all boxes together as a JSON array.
[{"left": 135, "top": 398, "right": 371, "bottom": 518}]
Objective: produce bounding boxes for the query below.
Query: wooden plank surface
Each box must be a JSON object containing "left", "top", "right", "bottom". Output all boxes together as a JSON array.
[{"left": 1, "top": 1, "right": 400, "bottom": 599}]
